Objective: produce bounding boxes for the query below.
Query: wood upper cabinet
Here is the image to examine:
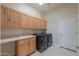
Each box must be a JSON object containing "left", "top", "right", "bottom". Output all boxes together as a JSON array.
[
  {"left": 44, "top": 20, "right": 47, "bottom": 29},
  {"left": 41, "top": 19, "right": 47, "bottom": 29},
  {"left": 1, "top": 5, "right": 47, "bottom": 29},
  {"left": 33, "top": 18, "right": 47, "bottom": 29},
  {"left": 33, "top": 18, "right": 41, "bottom": 29},
  {"left": 10, "top": 9, "right": 15, "bottom": 28},
  {"left": 1, "top": 5, "right": 11, "bottom": 28},
  {"left": 39, "top": 19, "right": 43, "bottom": 29},
  {"left": 11, "top": 10, "right": 21, "bottom": 28},
  {"left": 11, "top": 11, "right": 21, "bottom": 28},
  {"left": 1, "top": 5, "right": 21, "bottom": 28},
  {"left": 15, "top": 37, "right": 36, "bottom": 56},
  {"left": 21, "top": 14, "right": 34, "bottom": 29},
  {"left": 26, "top": 16, "right": 34, "bottom": 29},
  {"left": 0, "top": 6, "right": 1, "bottom": 28},
  {"left": 21, "top": 13, "right": 28, "bottom": 28},
  {"left": 33, "top": 18, "right": 38, "bottom": 29}
]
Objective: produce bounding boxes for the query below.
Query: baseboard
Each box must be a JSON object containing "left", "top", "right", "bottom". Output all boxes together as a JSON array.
[{"left": 60, "top": 46, "right": 77, "bottom": 52}]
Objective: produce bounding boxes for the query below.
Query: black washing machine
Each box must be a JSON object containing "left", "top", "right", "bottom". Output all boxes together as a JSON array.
[
  {"left": 47, "top": 34, "right": 52, "bottom": 47},
  {"left": 33, "top": 33, "right": 48, "bottom": 52},
  {"left": 33, "top": 33, "right": 52, "bottom": 53}
]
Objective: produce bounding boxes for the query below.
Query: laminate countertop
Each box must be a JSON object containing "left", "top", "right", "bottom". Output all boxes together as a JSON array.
[{"left": 0, "top": 35, "right": 36, "bottom": 44}]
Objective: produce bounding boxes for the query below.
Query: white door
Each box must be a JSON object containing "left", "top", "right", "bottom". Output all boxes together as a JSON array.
[{"left": 58, "top": 17, "right": 77, "bottom": 51}]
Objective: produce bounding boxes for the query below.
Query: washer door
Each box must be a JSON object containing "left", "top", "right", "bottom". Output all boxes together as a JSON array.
[{"left": 40, "top": 36, "right": 48, "bottom": 52}]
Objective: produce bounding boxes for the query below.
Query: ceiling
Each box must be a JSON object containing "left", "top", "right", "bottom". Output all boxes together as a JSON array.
[{"left": 27, "top": 3, "right": 64, "bottom": 13}]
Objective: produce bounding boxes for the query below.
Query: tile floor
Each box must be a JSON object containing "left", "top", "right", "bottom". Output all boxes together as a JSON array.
[{"left": 31, "top": 46, "right": 79, "bottom": 56}]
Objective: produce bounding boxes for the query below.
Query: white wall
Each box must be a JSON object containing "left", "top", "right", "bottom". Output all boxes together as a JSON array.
[
  {"left": 2, "top": 3, "right": 43, "bottom": 19},
  {"left": 44, "top": 4, "right": 77, "bottom": 46}
]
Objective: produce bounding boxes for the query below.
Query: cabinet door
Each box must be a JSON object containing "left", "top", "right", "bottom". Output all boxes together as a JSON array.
[
  {"left": 39, "top": 19, "right": 43, "bottom": 29},
  {"left": 27, "top": 16, "right": 30, "bottom": 28},
  {"left": 13, "top": 11, "right": 21, "bottom": 28},
  {"left": 15, "top": 37, "right": 36, "bottom": 56},
  {"left": 34, "top": 18, "right": 40, "bottom": 29},
  {"left": 16, "top": 40, "right": 29, "bottom": 56},
  {"left": 23, "top": 40, "right": 29, "bottom": 56},
  {"left": 10, "top": 8, "right": 21, "bottom": 28},
  {"left": 44, "top": 20, "right": 47, "bottom": 29},
  {"left": 43, "top": 20, "right": 47, "bottom": 29},
  {"left": 7, "top": 6, "right": 11, "bottom": 28},
  {"left": 32, "top": 37, "right": 36, "bottom": 51},
  {"left": 21, "top": 14, "right": 28, "bottom": 28},
  {"left": 31, "top": 16, "right": 34, "bottom": 29},
  {"left": 35, "top": 19, "right": 45, "bottom": 29},
  {"left": 28, "top": 16, "right": 34, "bottom": 29},
  {"left": 33, "top": 18, "right": 37, "bottom": 29},
  {"left": 0, "top": 6, "right": 1, "bottom": 28},
  {"left": 15, "top": 40, "right": 23, "bottom": 56},
  {"left": 1, "top": 5, "right": 6, "bottom": 28},
  {"left": 1, "top": 5, "right": 21, "bottom": 28},
  {"left": 1, "top": 6, "right": 11, "bottom": 28},
  {"left": 40, "top": 19, "right": 47, "bottom": 29},
  {"left": 40, "top": 19, "right": 43, "bottom": 29},
  {"left": 29, "top": 38, "right": 36, "bottom": 54},
  {"left": 38, "top": 19, "right": 41, "bottom": 29},
  {"left": 10, "top": 9, "right": 15, "bottom": 28}
]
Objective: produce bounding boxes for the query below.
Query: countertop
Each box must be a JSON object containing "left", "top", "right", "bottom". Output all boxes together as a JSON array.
[{"left": 0, "top": 35, "right": 36, "bottom": 44}]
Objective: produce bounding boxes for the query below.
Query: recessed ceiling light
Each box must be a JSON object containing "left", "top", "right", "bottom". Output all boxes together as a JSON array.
[{"left": 38, "top": 3, "right": 44, "bottom": 5}]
